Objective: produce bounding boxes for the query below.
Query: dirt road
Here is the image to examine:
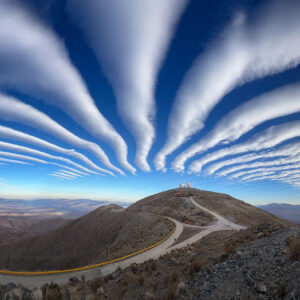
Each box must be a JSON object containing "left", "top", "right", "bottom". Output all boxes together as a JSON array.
[{"left": 0, "top": 196, "right": 246, "bottom": 288}]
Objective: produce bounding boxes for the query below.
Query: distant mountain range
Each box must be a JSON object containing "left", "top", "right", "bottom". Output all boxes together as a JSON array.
[
  {"left": 257, "top": 203, "right": 300, "bottom": 224},
  {"left": 0, "top": 198, "right": 131, "bottom": 219},
  {"left": 0, "top": 198, "right": 131, "bottom": 247}
]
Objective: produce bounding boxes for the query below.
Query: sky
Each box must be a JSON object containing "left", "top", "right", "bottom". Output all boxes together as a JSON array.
[{"left": 0, "top": 0, "right": 300, "bottom": 205}]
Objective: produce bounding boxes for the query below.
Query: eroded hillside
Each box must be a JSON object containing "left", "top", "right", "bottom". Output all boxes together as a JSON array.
[{"left": 0, "top": 204, "right": 173, "bottom": 271}]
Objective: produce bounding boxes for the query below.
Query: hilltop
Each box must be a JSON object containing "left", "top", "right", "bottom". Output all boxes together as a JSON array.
[
  {"left": 129, "top": 189, "right": 215, "bottom": 226},
  {"left": 0, "top": 188, "right": 293, "bottom": 273},
  {"left": 131, "top": 188, "right": 292, "bottom": 227}
]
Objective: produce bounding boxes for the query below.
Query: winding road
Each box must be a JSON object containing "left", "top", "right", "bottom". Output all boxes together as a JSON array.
[{"left": 0, "top": 196, "right": 246, "bottom": 288}]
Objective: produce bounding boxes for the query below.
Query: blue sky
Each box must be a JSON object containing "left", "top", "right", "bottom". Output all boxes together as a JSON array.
[{"left": 0, "top": 0, "right": 300, "bottom": 204}]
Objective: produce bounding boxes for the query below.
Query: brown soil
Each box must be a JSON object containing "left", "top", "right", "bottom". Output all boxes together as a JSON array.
[
  {"left": 170, "top": 226, "right": 204, "bottom": 247},
  {"left": 0, "top": 204, "right": 173, "bottom": 271},
  {"left": 130, "top": 189, "right": 215, "bottom": 226},
  {"left": 0, "top": 216, "right": 70, "bottom": 247},
  {"left": 188, "top": 188, "right": 293, "bottom": 227}
]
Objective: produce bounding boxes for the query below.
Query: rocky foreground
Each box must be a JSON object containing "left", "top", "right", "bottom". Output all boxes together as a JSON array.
[
  {"left": 1, "top": 224, "right": 299, "bottom": 299},
  {"left": 187, "top": 227, "right": 300, "bottom": 299}
]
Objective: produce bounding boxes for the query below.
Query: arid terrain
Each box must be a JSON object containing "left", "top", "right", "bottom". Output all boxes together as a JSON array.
[
  {"left": 130, "top": 189, "right": 215, "bottom": 226},
  {"left": 0, "top": 204, "right": 173, "bottom": 271},
  {"left": 0, "top": 216, "right": 70, "bottom": 247},
  {"left": 0, "top": 188, "right": 299, "bottom": 300},
  {"left": 0, "top": 198, "right": 130, "bottom": 247},
  {"left": 258, "top": 203, "right": 300, "bottom": 225}
]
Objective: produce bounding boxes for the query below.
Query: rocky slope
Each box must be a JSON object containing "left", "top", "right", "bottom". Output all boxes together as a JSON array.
[
  {"left": 0, "top": 198, "right": 130, "bottom": 247},
  {"left": 189, "top": 188, "right": 292, "bottom": 227},
  {"left": 0, "top": 204, "right": 173, "bottom": 271},
  {"left": 0, "top": 216, "right": 70, "bottom": 247},
  {"left": 1, "top": 224, "right": 298, "bottom": 300},
  {"left": 187, "top": 227, "right": 300, "bottom": 299}
]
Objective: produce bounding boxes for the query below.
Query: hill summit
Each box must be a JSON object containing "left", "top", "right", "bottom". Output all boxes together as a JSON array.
[{"left": 0, "top": 188, "right": 293, "bottom": 273}]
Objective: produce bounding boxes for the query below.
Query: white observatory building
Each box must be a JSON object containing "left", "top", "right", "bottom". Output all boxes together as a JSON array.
[{"left": 178, "top": 182, "right": 192, "bottom": 188}]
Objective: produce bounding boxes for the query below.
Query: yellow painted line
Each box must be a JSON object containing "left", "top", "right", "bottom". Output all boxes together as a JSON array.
[{"left": 0, "top": 225, "right": 176, "bottom": 276}]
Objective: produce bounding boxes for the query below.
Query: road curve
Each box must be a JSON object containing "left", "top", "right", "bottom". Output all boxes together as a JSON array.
[{"left": 0, "top": 197, "right": 246, "bottom": 288}]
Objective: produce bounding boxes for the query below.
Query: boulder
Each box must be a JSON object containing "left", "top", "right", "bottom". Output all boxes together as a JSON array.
[
  {"left": 145, "top": 291, "right": 155, "bottom": 300},
  {"left": 97, "top": 287, "right": 105, "bottom": 296},
  {"left": 32, "top": 288, "right": 43, "bottom": 300},
  {"left": 176, "top": 281, "right": 187, "bottom": 295},
  {"left": 256, "top": 283, "right": 267, "bottom": 294}
]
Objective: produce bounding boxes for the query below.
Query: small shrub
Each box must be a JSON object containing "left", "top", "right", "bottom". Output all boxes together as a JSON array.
[
  {"left": 89, "top": 276, "right": 104, "bottom": 293},
  {"left": 191, "top": 258, "right": 201, "bottom": 273},
  {"left": 76, "top": 283, "right": 85, "bottom": 292},
  {"left": 138, "top": 274, "right": 144, "bottom": 286},
  {"left": 286, "top": 236, "right": 300, "bottom": 261},
  {"left": 122, "top": 274, "right": 131, "bottom": 286},
  {"left": 176, "top": 280, "right": 187, "bottom": 296},
  {"left": 80, "top": 275, "right": 86, "bottom": 284},
  {"left": 151, "top": 261, "right": 157, "bottom": 271},
  {"left": 224, "top": 243, "right": 236, "bottom": 255},
  {"left": 163, "top": 284, "right": 175, "bottom": 300},
  {"left": 171, "top": 271, "right": 178, "bottom": 282},
  {"left": 165, "top": 252, "right": 172, "bottom": 260},
  {"left": 117, "top": 266, "right": 122, "bottom": 273},
  {"left": 278, "top": 282, "right": 288, "bottom": 299},
  {"left": 46, "top": 283, "right": 62, "bottom": 300},
  {"left": 150, "top": 279, "right": 158, "bottom": 291},
  {"left": 130, "top": 263, "right": 138, "bottom": 273}
]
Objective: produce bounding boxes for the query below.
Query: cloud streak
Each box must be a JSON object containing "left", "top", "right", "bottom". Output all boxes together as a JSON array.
[
  {"left": 155, "top": 0, "right": 300, "bottom": 170},
  {"left": 0, "top": 157, "right": 31, "bottom": 165},
  {"left": 58, "top": 170, "right": 82, "bottom": 177},
  {"left": 205, "top": 141, "right": 300, "bottom": 175},
  {"left": 67, "top": 0, "right": 188, "bottom": 171},
  {"left": 0, "top": 151, "right": 47, "bottom": 164},
  {"left": 0, "top": 125, "right": 109, "bottom": 175},
  {"left": 53, "top": 171, "right": 78, "bottom": 179},
  {"left": 240, "top": 169, "right": 300, "bottom": 182},
  {"left": 0, "top": 0, "right": 134, "bottom": 173},
  {"left": 0, "top": 141, "right": 100, "bottom": 175},
  {"left": 172, "top": 82, "right": 300, "bottom": 171},
  {"left": 52, "top": 163, "right": 89, "bottom": 176},
  {"left": 218, "top": 156, "right": 300, "bottom": 177},
  {"left": 188, "top": 120, "right": 300, "bottom": 173},
  {"left": 230, "top": 163, "right": 300, "bottom": 180},
  {"left": 0, "top": 94, "right": 120, "bottom": 175},
  {"left": 49, "top": 173, "right": 74, "bottom": 181}
]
